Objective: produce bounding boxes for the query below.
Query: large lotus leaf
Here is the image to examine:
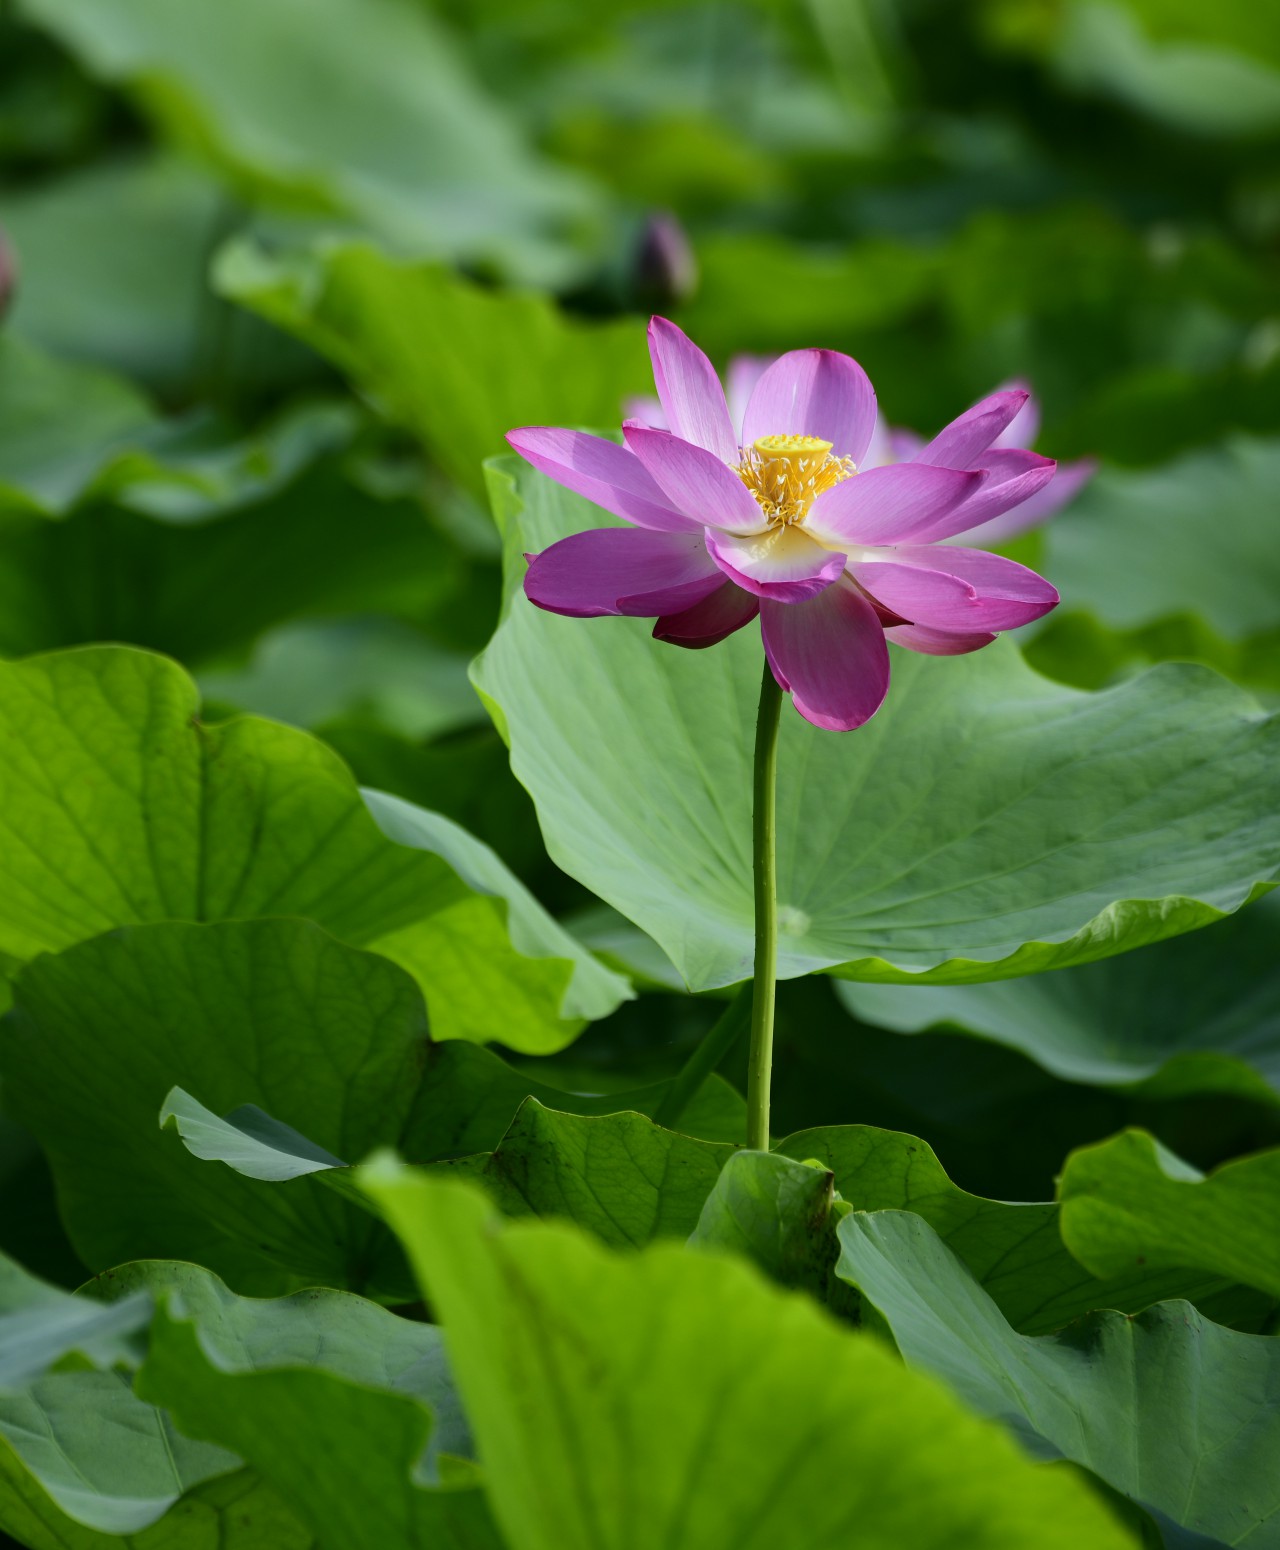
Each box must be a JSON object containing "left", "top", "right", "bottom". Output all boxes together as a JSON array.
[
  {"left": 362, "top": 1165, "right": 1136, "bottom": 1550},
  {"left": 163, "top": 1086, "right": 734, "bottom": 1250},
  {"left": 838, "top": 1209, "right": 1280, "bottom": 1547},
  {"left": 0, "top": 645, "right": 625, "bottom": 1046},
  {"left": 1058, "top": 1129, "right": 1280, "bottom": 1298},
  {"left": 215, "top": 238, "right": 651, "bottom": 496},
  {"left": 774, "top": 1125, "right": 1232, "bottom": 1334},
  {"left": 2, "top": 919, "right": 721, "bottom": 1291},
  {"left": 838, "top": 891, "right": 1280, "bottom": 1101},
  {"left": 132, "top": 1269, "right": 502, "bottom": 1550},
  {"left": 0, "top": 1459, "right": 314, "bottom": 1550},
  {"left": 16, "top": 0, "right": 600, "bottom": 285},
  {"left": 0, "top": 1247, "right": 149, "bottom": 1386},
  {"left": 473, "top": 455, "right": 1280, "bottom": 992}
]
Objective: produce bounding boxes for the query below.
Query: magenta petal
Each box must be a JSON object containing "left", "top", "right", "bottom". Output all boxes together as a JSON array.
[
  {"left": 647, "top": 317, "right": 738, "bottom": 464},
  {"left": 914, "top": 389, "right": 1030, "bottom": 470},
  {"left": 623, "top": 425, "right": 764, "bottom": 535},
  {"left": 852, "top": 547, "right": 1058, "bottom": 631},
  {"left": 508, "top": 427, "right": 699, "bottom": 534},
  {"left": 653, "top": 581, "right": 759, "bottom": 650},
  {"left": 990, "top": 381, "right": 1040, "bottom": 451},
  {"left": 705, "top": 526, "right": 846, "bottom": 602},
  {"left": 524, "top": 527, "right": 722, "bottom": 620},
  {"left": 621, "top": 394, "right": 666, "bottom": 430},
  {"left": 914, "top": 450, "right": 1058, "bottom": 542},
  {"left": 952, "top": 456, "right": 1096, "bottom": 546},
  {"left": 886, "top": 622, "right": 997, "bottom": 656},
  {"left": 761, "top": 585, "right": 890, "bottom": 731},
  {"left": 806, "top": 463, "right": 983, "bottom": 547},
  {"left": 740, "top": 349, "right": 878, "bottom": 465}
]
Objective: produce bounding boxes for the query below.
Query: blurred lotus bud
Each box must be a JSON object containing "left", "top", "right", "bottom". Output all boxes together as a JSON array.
[
  {"left": 632, "top": 212, "right": 699, "bottom": 311},
  {"left": 0, "top": 226, "right": 16, "bottom": 322}
]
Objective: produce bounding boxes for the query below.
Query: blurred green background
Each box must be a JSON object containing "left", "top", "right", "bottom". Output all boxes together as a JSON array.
[{"left": 1, "top": 0, "right": 1278, "bottom": 1209}]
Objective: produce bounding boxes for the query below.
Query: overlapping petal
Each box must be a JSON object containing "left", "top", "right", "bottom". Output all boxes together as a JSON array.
[
  {"left": 851, "top": 546, "right": 1058, "bottom": 632},
  {"left": 647, "top": 318, "right": 739, "bottom": 464},
  {"left": 913, "top": 449, "right": 1058, "bottom": 542},
  {"left": 990, "top": 382, "right": 1041, "bottom": 450},
  {"left": 951, "top": 456, "right": 1096, "bottom": 545},
  {"left": 885, "top": 622, "right": 998, "bottom": 655},
  {"left": 761, "top": 584, "right": 890, "bottom": 731},
  {"left": 741, "top": 349, "right": 877, "bottom": 465},
  {"left": 623, "top": 425, "right": 765, "bottom": 535},
  {"left": 705, "top": 525, "right": 847, "bottom": 602},
  {"left": 725, "top": 355, "right": 771, "bottom": 441},
  {"left": 507, "top": 427, "right": 700, "bottom": 533},
  {"left": 805, "top": 463, "right": 983, "bottom": 547},
  {"left": 653, "top": 581, "right": 759, "bottom": 650},
  {"left": 913, "top": 389, "right": 1030, "bottom": 470},
  {"left": 524, "top": 527, "right": 722, "bottom": 619}
]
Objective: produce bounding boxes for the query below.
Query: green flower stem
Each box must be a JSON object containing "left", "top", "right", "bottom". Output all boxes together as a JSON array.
[
  {"left": 652, "top": 984, "right": 751, "bottom": 1131},
  {"left": 747, "top": 659, "right": 784, "bottom": 1151}
]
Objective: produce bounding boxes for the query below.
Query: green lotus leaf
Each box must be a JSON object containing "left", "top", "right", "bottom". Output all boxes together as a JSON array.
[
  {"left": 1058, "top": 1128, "right": 1280, "bottom": 1298},
  {"left": 0, "top": 644, "right": 625, "bottom": 1048},
  {"left": 838, "top": 891, "right": 1280, "bottom": 1102},
  {"left": 838, "top": 1209, "right": 1280, "bottom": 1547}
]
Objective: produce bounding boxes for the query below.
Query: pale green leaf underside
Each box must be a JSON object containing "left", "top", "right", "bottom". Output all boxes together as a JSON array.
[
  {"left": 474, "top": 455, "right": 1280, "bottom": 991},
  {"left": 839, "top": 1210, "right": 1280, "bottom": 1547}
]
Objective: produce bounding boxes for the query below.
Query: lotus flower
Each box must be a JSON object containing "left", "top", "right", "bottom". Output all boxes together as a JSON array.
[{"left": 508, "top": 319, "right": 1060, "bottom": 732}]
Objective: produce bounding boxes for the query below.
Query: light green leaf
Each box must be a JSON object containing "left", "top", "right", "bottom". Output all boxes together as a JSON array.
[
  {"left": 215, "top": 238, "right": 651, "bottom": 495},
  {"left": 838, "top": 1209, "right": 1280, "bottom": 1546},
  {"left": 159, "top": 1088, "right": 350, "bottom": 1184},
  {"left": 362, "top": 1165, "right": 1137, "bottom": 1550},
  {"left": 838, "top": 891, "right": 1280, "bottom": 1101},
  {"left": 474, "top": 454, "right": 1280, "bottom": 991},
  {"left": 133, "top": 1266, "right": 502, "bottom": 1550},
  {"left": 17, "top": 0, "right": 601, "bottom": 285},
  {"left": 775, "top": 1124, "right": 1232, "bottom": 1334},
  {"left": 1058, "top": 1129, "right": 1280, "bottom": 1298},
  {"left": 0, "top": 1248, "right": 149, "bottom": 1386},
  {"left": 0, "top": 644, "right": 625, "bottom": 1049}
]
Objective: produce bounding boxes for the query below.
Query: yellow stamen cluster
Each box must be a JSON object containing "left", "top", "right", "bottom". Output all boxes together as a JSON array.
[{"left": 736, "top": 434, "right": 855, "bottom": 527}]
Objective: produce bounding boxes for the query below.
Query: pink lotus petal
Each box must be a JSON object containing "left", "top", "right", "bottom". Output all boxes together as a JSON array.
[
  {"left": 859, "top": 413, "right": 896, "bottom": 471},
  {"left": 914, "top": 389, "right": 1030, "bottom": 470},
  {"left": 524, "top": 527, "right": 722, "bottom": 619},
  {"left": 507, "top": 427, "right": 699, "bottom": 534},
  {"left": 990, "top": 381, "right": 1040, "bottom": 451},
  {"left": 705, "top": 525, "right": 846, "bottom": 603},
  {"left": 741, "top": 349, "right": 878, "bottom": 465},
  {"left": 914, "top": 450, "right": 1058, "bottom": 542},
  {"left": 888, "top": 426, "right": 924, "bottom": 463},
  {"left": 725, "top": 355, "right": 772, "bottom": 442},
  {"left": 623, "top": 425, "right": 765, "bottom": 536},
  {"left": 852, "top": 547, "right": 1058, "bottom": 632},
  {"left": 653, "top": 581, "right": 759, "bottom": 649},
  {"left": 886, "top": 622, "right": 997, "bottom": 655},
  {"left": 648, "top": 316, "right": 738, "bottom": 464},
  {"left": 761, "top": 584, "right": 890, "bottom": 732},
  {"left": 806, "top": 463, "right": 983, "bottom": 547},
  {"left": 950, "top": 456, "right": 1096, "bottom": 546}
]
